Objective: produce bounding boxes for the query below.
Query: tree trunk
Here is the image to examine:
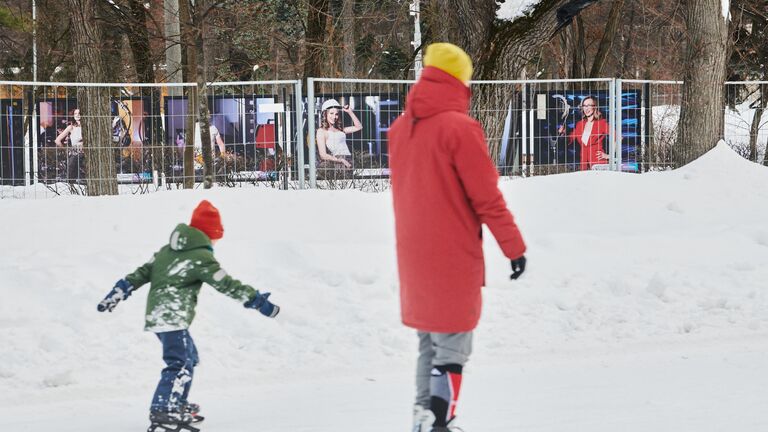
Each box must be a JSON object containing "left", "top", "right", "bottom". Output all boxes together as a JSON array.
[
  {"left": 341, "top": 0, "right": 356, "bottom": 80},
  {"left": 303, "top": 0, "right": 329, "bottom": 80},
  {"left": 421, "top": 0, "right": 496, "bottom": 61},
  {"left": 474, "top": 0, "right": 600, "bottom": 162},
  {"left": 126, "top": 0, "right": 153, "bottom": 83},
  {"left": 192, "top": 0, "right": 214, "bottom": 189},
  {"left": 126, "top": 0, "right": 164, "bottom": 186},
  {"left": 675, "top": 0, "right": 730, "bottom": 166},
  {"left": 748, "top": 84, "right": 766, "bottom": 162},
  {"left": 165, "top": 0, "right": 184, "bottom": 94},
  {"left": 67, "top": 0, "right": 117, "bottom": 196},
  {"left": 571, "top": 16, "right": 586, "bottom": 78},
  {"left": 589, "top": 0, "right": 625, "bottom": 77},
  {"left": 178, "top": 0, "right": 196, "bottom": 188},
  {"left": 558, "top": 23, "right": 573, "bottom": 78},
  {"left": 619, "top": 2, "right": 636, "bottom": 78},
  {"left": 748, "top": 105, "right": 763, "bottom": 161}
]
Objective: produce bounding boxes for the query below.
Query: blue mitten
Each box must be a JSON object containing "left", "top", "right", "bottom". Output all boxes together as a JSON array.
[
  {"left": 244, "top": 292, "right": 280, "bottom": 318},
  {"left": 97, "top": 279, "right": 134, "bottom": 312}
]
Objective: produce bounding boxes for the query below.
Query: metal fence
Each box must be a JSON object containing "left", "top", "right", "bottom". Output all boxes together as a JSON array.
[
  {"left": 1, "top": 78, "right": 766, "bottom": 198},
  {"left": 0, "top": 80, "right": 304, "bottom": 199},
  {"left": 620, "top": 79, "right": 683, "bottom": 171},
  {"left": 724, "top": 81, "right": 768, "bottom": 165},
  {"left": 307, "top": 78, "right": 411, "bottom": 191},
  {"left": 470, "top": 78, "right": 620, "bottom": 176}
]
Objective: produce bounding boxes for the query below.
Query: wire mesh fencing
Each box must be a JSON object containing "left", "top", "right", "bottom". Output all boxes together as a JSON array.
[
  {"left": 0, "top": 80, "right": 304, "bottom": 199},
  {"left": 470, "top": 78, "right": 620, "bottom": 176},
  {"left": 619, "top": 80, "right": 683, "bottom": 171},
  {"left": 724, "top": 81, "right": 768, "bottom": 165},
  {"left": 307, "top": 78, "right": 410, "bottom": 192},
  {"left": 305, "top": 77, "right": 628, "bottom": 190},
  {"left": 2, "top": 78, "right": 767, "bottom": 198}
]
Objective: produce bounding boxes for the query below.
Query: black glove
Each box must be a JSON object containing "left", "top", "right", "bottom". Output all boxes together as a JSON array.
[{"left": 510, "top": 256, "right": 526, "bottom": 280}]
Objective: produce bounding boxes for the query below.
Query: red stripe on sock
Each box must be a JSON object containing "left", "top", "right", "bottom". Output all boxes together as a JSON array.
[{"left": 447, "top": 372, "right": 463, "bottom": 420}]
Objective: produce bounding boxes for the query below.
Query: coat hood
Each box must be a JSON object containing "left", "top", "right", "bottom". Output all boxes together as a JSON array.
[
  {"left": 169, "top": 223, "right": 213, "bottom": 252},
  {"left": 406, "top": 66, "right": 471, "bottom": 121}
]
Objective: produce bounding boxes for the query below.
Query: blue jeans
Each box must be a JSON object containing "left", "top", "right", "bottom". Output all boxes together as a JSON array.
[{"left": 150, "top": 330, "right": 199, "bottom": 412}]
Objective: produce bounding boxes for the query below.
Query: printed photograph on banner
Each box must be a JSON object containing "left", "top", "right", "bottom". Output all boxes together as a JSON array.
[
  {"left": 311, "top": 94, "right": 400, "bottom": 180},
  {"left": 517, "top": 89, "right": 641, "bottom": 173},
  {"left": 164, "top": 94, "right": 282, "bottom": 182},
  {"left": 35, "top": 97, "right": 157, "bottom": 183},
  {"left": 112, "top": 97, "right": 156, "bottom": 180},
  {"left": 36, "top": 98, "right": 81, "bottom": 183},
  {"left": 0, "top": 98, "right": 23, "bottom": 185}
]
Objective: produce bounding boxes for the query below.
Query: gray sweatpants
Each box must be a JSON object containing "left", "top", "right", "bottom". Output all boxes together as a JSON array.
[{"left": 415, "top": 331, "right": 473, "bottom": 408}]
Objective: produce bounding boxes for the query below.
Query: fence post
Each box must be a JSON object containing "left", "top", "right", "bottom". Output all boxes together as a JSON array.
[
  {"left": 615, "top": 78, "right": 623, "bottom": 171},
  {"left": 307, "top": 78, "right": 317, "bottom": 188},
  {"left": 24, "top": 92, "right": 32, "bottom": 187},
  {"left": 608, "top": 78, "right": 615, "bottom": 171},
  {"left": 528, "top": 85, "right": 534, "bottom": 176},
  {"left": 643, "top": 81, "right": 651, "bottom": 172},
  {"left": 521, "top": 82, "right": 527, "bottom": 176},
  {"left": 294, "top": 80, "right": 305, "bottom": 189}
]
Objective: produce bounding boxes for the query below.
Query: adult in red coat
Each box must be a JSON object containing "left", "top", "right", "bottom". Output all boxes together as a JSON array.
[
  {"left": 559, "top": 95, "right": 610, "bottom": 170},
  {"left": 388, "top": 43, "right": 527, "bottom": 432}
]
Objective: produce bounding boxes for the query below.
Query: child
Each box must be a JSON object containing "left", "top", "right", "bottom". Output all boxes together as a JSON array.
[{"left": 97, "top": 200, "right": 279, "bottom": 431}]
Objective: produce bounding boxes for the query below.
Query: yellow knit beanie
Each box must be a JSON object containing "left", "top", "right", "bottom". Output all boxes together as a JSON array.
[{"left": 423, "top": 43, "right": 473, "bottom": 84}]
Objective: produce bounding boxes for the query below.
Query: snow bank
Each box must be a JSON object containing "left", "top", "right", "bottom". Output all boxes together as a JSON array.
[{"left": 0, "top": 144, "right": 766, "bottom": 430}]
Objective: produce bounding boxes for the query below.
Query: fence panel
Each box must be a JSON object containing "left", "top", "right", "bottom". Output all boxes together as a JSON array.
[
  {"left": 620, "top": 80, "right": 683, "bottom": 171},
  {"left": 470, "top": 78, "right": 618, "bottom": 176},
  {"left": 724, "top": 81, "right": 768, "bottom": 165},
  {"left": 307, "top": 78, "right": 411, "bottom": 191},
  {"left": 306, "top": 77, "right": 626, "bottom": 190},
  {"left": 0, "top": 80, "right": 303, "bottom": 199},
  {"left": 4, "top": 78, "right": 766, "bottom": 198}
]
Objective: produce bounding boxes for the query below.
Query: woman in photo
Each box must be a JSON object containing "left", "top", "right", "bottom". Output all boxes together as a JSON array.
[
  {"left": 558, "top": 95, "right": 610, "bottom": 171},
  {"left": 54, "top": 108, "right": 85, "bottom": 181},
  {"left": 316, "top": 98, "right": 362, "bottom": 179}
]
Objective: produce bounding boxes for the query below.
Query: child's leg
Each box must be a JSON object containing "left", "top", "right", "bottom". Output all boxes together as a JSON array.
[
  {"left": 150, "top": 329, "right": 196, "bottom": 413},
  {"left": 429, "top": 332, "right": 473, "bottom": 427},
  {"left": 180, "top": 335, "right": 199, "bottom": 405},
  {"left": 415, "top": 331, "right": 435, "bottom": 409}
]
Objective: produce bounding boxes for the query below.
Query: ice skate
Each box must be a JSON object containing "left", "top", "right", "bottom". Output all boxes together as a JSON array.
[
  {"left": 412, "top": 404, "right": 435, "bottom": 432},
  {"left": 147, "top": 410, "right": 200, "bottom": 432},
  {"left": 182, "top": 402, "right": 204, "bottom": 423}
]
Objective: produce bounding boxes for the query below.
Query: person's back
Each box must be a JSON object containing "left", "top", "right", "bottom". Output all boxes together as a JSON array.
[
  {"left": 389, "top": 62, "right": 526, "bottom": 333},
  {"left": 135, "top": 222, "right": 251, "bottom": 332},
  {"left": 388, "top": 43, "right": 527, "bottom": 432}
]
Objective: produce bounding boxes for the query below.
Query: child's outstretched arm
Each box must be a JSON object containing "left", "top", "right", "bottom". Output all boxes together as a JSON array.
[
  {"left": 97, "top": 253, "right": 156, "bottom": 312},
  {"left": 196, "top": 256, "right": 280, "bottom": 318}
]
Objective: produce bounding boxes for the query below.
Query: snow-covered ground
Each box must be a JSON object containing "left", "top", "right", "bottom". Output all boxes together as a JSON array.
[{"left": 1, "top": 143, "right": 767, "bottom": 431}]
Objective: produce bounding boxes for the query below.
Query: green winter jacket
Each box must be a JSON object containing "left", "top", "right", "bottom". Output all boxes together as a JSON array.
[{"left": 125, "top": 223, "right": 258, "bottom": 332}]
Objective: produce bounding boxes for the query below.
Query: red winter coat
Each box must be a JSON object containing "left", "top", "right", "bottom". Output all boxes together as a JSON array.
[
  {"left": 388, "top": 67, "right": 527, "bottom": 333},
  {"left": 567, "top": 118, "right": 610, "bottom": 171}
]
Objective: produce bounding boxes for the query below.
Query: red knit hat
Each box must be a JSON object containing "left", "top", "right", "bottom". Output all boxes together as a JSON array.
[{"left": 190, "top": 200, "right": 224, "bottom": 240}]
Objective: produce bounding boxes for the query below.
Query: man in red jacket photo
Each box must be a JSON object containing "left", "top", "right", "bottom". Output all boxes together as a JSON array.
[{"left": 388, "top": 43, "right": 528, "bottom": 432}]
